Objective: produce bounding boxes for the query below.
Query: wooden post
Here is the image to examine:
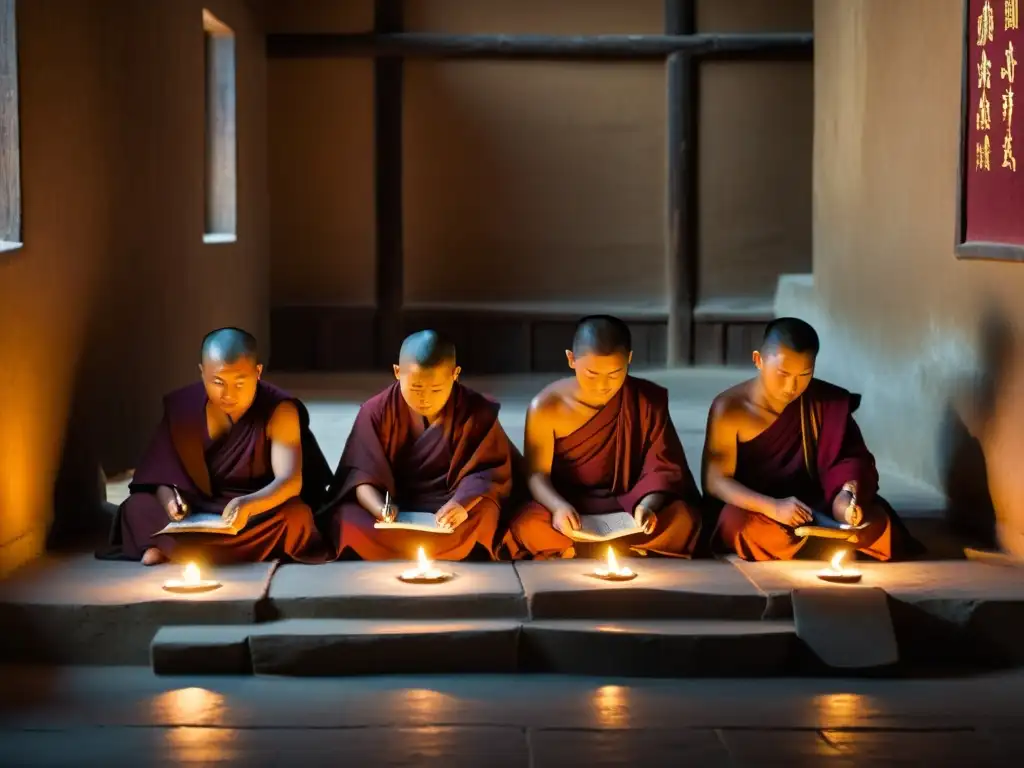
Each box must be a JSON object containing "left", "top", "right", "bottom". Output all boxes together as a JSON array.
[
  {"left": 374, "top": 0, "right": 404, "bottom": 365},
  {"left": 665, "top": 0, "right": 696, "bottom": 366}
]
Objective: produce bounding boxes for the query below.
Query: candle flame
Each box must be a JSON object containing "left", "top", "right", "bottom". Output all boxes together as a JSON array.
[
  {"left": 183, "top": 562, "right": 200, "bottom": 585},
  {"left": 417, "top": 547, "right": 430, "bottom": 571},
  {"left": 607, "top": 547, "right": 620, "bottom": 572},
  {"left": 830, "top": 550, "right": 846, "bottom": 571}
]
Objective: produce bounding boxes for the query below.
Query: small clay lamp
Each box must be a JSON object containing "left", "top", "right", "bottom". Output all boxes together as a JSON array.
[
  {"left": 398, "top": 547, "right": 453, "bottom": 584},
  {"left": 591, "top": 546, "right": 637, "bottom": 582},
  {"left": 162, "top": 562, "right": 222, "bottom": 594},
  {"left": 817, "top": 549, "right": 862, "bottom": 584}
]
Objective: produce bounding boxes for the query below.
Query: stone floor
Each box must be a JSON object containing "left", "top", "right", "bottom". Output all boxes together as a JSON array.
[{"left": 0, "top": 666, "right": 1022, "bottom": 766}]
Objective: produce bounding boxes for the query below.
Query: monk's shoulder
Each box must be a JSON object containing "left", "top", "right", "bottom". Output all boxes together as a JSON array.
[
  {"left": 708, "top": 381, "right": 754, "bottom": 426},
  {"left": 454, "top": 384, "right": 501, "bottom": 422},
  {"left": 162, "top": 381, "right": 206, "bottom": 416},
  {"left": 528, "top": 379, "right": 574, "bottom": 417},
  {"left": 627, "top": 376, "right": 669, "bottom": 409},
  {"left": 359, "top": 383, "right": 398, "bottom": 418}
]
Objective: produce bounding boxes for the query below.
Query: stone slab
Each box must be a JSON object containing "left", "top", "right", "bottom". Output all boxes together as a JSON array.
[
  {"left": 521, "top": 619, "right": 797, "bottom": 677},
  {"left": 732, "top": 558, "right": 1024, "bottom": 664},
  {"left": 267, "top": 562, "right": 527, "bottom": 620},
  {"left": 791, "top": 587, "right": 898, "bottom": 669},
  {"left": 150, "top": 625, "right": 253, "bottom": 675},
  {"left": 515, "top": 560, "right": 767, "bottom": 620},
  {"left": 0, "top": 554, "right": 275, "bottom": 665},
  {"left": 248, "top": 618, "right": 522, "bottom": 676}
]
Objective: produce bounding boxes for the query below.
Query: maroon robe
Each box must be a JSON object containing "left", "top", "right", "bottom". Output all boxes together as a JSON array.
[
  {"left": 506, "top": 376, "right": 703, "bottom": 559},
  {"left": 324, "top": 382, "right": 513, "bottom": 561},
  {"left": 713, "top": 379, "right": 919, "bottom": 561},
  {"left": 101, "top": 381, "right": 332, "bottom": 564}
]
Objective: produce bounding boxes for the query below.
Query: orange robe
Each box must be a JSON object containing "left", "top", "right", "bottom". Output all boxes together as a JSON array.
[
  {"left": 506, "top": 377, "right": 702, "bottom": 559},
  {"left": 713, "top": 380, "right": 920, "bottom": 562}
]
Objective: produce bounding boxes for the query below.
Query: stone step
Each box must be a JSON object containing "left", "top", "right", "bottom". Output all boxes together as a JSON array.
[
  {"left": 515, "top": 559, "right": 768, "bottom": 620},
  {"left": 0, "top": 556, "right": 277, "bottom": 665},
  {"left": 151, "top": 618, "right": 799, "bottom": 677},
  {"left": 266, "top": 562, "right": 529, "bottom": 620}
]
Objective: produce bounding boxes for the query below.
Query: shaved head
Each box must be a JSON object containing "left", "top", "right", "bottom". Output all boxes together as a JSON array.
[
  {"left": 398, "top": 330, "right": 456, "bottom": 369},
  {"left": 760, "top": 318, "right": 820, "bottom": 357},
  {"left": 198, "top": 327, "right": 262, "bottom": 421},
  {"left": 201, "top": 327, "right": 259, "bottom": 364},
  {"left": 394, "top": 330, "right": 460, "bottom": 420},
  {"left": 571, "top": 315, "right": 632, "bottom": 357}
]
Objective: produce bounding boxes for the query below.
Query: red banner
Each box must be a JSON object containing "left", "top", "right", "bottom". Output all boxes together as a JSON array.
[{"left": 963, "top": 0, "right": 1023, "bottom": 246}]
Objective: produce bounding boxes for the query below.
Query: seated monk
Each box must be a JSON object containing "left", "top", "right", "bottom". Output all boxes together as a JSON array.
[
  {"left": 506, "top": 315, "right": 702, "bottom": 559},
  {"left": 703, "top": 317, "right": 918, "bottom": 562},
  {"left": 323, "top": 330, "right": 513, "bottom": 561},
  {"left": 104, "top": 328, "right": 332, "bottom": 565}
]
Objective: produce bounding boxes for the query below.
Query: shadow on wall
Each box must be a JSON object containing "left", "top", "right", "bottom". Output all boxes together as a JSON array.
[
  {"left": 939, "top": 308, "right": 1011, "bottom": 550},
  {"left": 48, "top": 367, "right": 110, "bottom": 552}
]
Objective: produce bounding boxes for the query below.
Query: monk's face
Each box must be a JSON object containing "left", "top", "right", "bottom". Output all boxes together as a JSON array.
[
  {"left": 394, "top": 362, "right": 461, "bottom": 420},
  {"left": 566, "top": 349, "right": 632, "bottom": 406},
  {"left": 753, "top": 345, "right": 815, "bottom": 407},
  {"left": 199, "top": 355, "right": 263, "bottom": 420}
]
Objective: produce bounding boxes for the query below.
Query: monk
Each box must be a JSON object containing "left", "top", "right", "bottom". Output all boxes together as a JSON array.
[
  {"left": 703, "top": 317, "right": 918, "bottom": 561},
  {"left": 104, "top": 328, "right": 332, "bottom": 565},
  {"left": 323, "top": 330, "right": 513, "bottom": 561},
  {"left": 506, "top": 315, "right": 702, "bottom": 559}
]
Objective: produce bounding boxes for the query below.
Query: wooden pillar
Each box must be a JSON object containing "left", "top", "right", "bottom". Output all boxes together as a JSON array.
[
  {"left": 374, "top": 0, "right": 404, "bottom": 365},
  {"left": 665, "top": 0, "right": 696, "bottom": 366}
]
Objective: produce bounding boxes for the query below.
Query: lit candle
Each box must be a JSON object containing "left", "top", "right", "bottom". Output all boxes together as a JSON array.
[
  {"left": 817, "top": 550, "right": 862, "bottom": 584},
  {"left": 162, "top": 561, "right": 222, "bottom": 593},
  {"left": 592, "top": 546, "right": 637, "bottom": 582},
  {"left": 397, "top": 546, "right": 453, "bottom": 584}
]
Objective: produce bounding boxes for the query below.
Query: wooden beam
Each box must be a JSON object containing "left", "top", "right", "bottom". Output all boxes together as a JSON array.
[
  {"left": 267, "top": 32, "right": 813, "bottom": 61},
  {"left": 665, "top": 1, "right": 696, "bottom": 366},
  {"left": 374, "top": 0, "right": 404, "bottom": 366}
]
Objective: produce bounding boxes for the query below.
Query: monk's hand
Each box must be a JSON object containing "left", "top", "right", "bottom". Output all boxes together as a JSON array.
[
  {"left": 157, "top": 485, "right": 187, "bottom": 522},
  {"left": 222, "top": 497, "right": 251, "bottom": 529},
  {"left": 633, "top": 505, "right": 657, "bottom": 535},
  {"left": 552, "top": 506, "right": 582, "bottom": 538},
  {"left": 833, "top": 490, "right": 863, "bottom": 526},
  {"left": 435, "top": 500, "right": 468, "bottom": 531},
  {"left": 378, "top": 502, "right": 399, "bottom": 523},
  {"left": 773, "top": 497, "right": 813, "bottom": 528}
]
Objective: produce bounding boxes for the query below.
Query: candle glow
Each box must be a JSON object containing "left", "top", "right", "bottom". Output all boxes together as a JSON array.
[
  {"left": 592, "top": 546, "right": 637, "bottom": 581},
  {"left": 817, "top": 549, "right": 862, "bottom": 584},
  {"left": 397, "top": 546, "right": 453, "bottom": 584},
  {"left": 162, "top": 560, "right": 221, "bottom": 593}
]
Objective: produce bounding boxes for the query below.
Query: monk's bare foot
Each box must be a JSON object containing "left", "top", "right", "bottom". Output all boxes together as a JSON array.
[
  {"left": 629, "top": 547, "right": 648, "bottom": 556},
  {"left": 141, "top": 548, "right": 168, "bottom": 566}
]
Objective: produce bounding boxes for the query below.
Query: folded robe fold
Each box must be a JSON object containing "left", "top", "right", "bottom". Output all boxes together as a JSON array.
[
  {"left": 506, "top": 377, "right": 703, "bottom": 559},
  {"left": 322, "top": 382, "right": 514, "bottom": 560},
  {"left": 99, "top": 381, "right": 332, "bottom": 563}
]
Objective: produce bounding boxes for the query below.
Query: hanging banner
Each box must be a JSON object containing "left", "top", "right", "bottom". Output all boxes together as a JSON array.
[{"left": 958, "top": 0, "right": 1024, "bottom": 259}]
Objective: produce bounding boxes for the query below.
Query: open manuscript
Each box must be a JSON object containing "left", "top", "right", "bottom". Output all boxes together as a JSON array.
[
  {"left": 374, "top": 511, "right": 453, "bottom": 534},
  {"left": 571, "top": 511, "right": 644, "bottom": 542},
  {"left": 155, "top": 513, "right": 244, "bottom": 536}
]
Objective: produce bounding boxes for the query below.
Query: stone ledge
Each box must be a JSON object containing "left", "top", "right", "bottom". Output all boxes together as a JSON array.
[
  {"left": 267, "top": 562, "right": 528, "bottom": 620},
  {"left": 250, "top": 619, "right": 522, "bottom": 676},
  {"left": 151, "top": 625, "right": 252, "bottom": 675},
  {"left": 0, "top": 555, "right": 275, "bottom": 665},
  {"left": 521, "top": 619, "right": 798, "bottom": 677},
  {"left": 515, "top": 560, "right": 768, "bottom": 620}
]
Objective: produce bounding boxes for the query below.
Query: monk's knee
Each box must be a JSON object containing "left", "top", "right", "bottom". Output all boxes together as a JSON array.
[
  {"left": 509, "top": 503, "right": 548, "bottom": 537},
  {"left": 276, "top": 499, "right": 316, "bottom": 528},
  {"left": 661, "top": 500, "right": 702, "bottom": 530}
]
